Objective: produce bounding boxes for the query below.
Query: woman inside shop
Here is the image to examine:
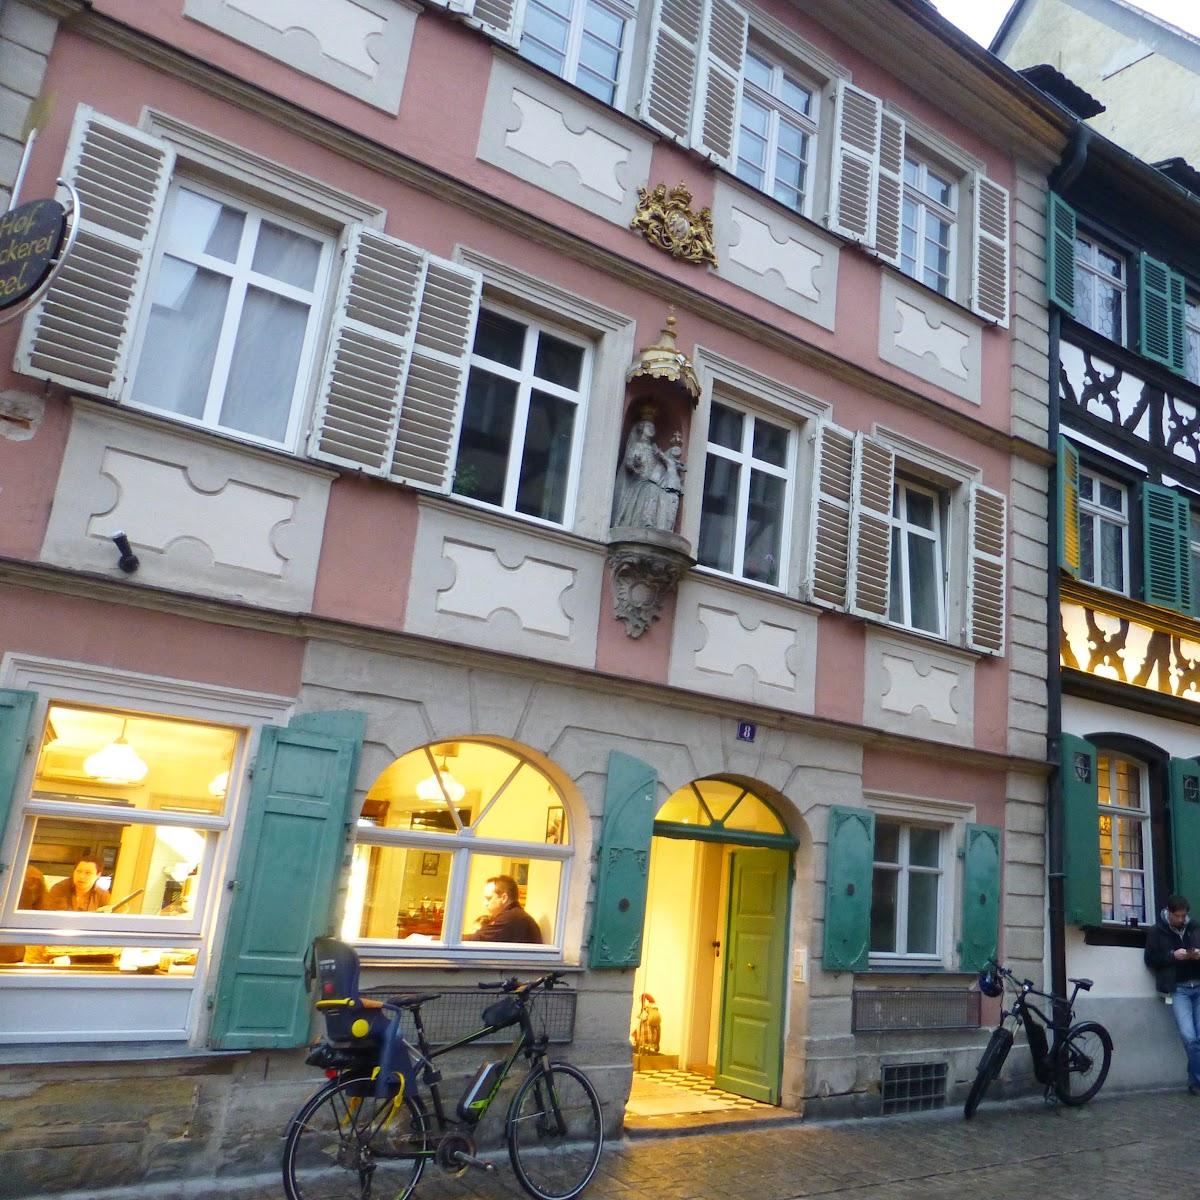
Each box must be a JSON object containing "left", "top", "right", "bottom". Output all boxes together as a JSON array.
[{"left": 40, "top": 856, "right": 113, "bottom": 913}]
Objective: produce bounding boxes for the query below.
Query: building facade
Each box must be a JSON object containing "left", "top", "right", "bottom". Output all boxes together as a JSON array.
[{"left": 0, "top": 0, "right": 1065, "bottom": 1190}]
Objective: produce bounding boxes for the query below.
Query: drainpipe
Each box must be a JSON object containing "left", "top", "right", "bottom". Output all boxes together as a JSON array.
[{"left": 1044, "top": 123, "right": 1092, "bottom": 1001}]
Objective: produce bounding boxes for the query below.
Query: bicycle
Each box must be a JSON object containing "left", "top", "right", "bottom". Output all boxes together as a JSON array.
[
  {"left": 282, "top": 938, "right": 604, "bottom": 1200},
  {"left": 963, "top": 959, "right": 1112, "bottom": 1119}
]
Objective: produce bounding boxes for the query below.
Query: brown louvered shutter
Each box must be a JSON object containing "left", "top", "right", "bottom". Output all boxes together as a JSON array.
[
  {"left": 16, "top": 106, "right": 174, "bottom": 398},
  {"left": 971, "top": 175, "right": 1010, "bottom": 327},
  {"left": 874, "top": 111, "right": 905, "bottom": 266},
  {"left": 390, "top": 257, "right": 482, "bottom": 490},
  {"left": 693, "top": 0, "right": 747, "bottom": 168},
  {"left": 804, "top": 423, "right": 855, "bottom": 609},
  {"left": 847, "top": 435, "right": 895, "bottom": 621},
  {"left": 966, "top": 482, "right": 1007, "bottom": 655},
  {"left": 641, "top": 0, "right": 702, "bottom": 145},
  {"left": 827, "top": 81, "right": 880, "bottom": 244},
  {"left": 470, "top": 0, "right": 518, "bottom": 43}
]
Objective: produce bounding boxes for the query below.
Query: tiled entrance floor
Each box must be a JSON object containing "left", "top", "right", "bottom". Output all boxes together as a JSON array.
[{"left": 624, "top": 1067, "right": 796, "bottom": 1133}]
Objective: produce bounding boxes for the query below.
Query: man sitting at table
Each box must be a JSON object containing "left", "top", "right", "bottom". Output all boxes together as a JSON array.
[
  {"left": 41, "top": 857, "right": 113, "bottom": 913},
  {"left": 463, "top": 875, "right": 542, "bottom": 944}
]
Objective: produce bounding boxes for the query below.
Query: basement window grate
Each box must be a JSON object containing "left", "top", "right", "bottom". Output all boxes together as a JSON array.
[{"left": 879, "top": 1061, "right": 947, "bottom": 1115}]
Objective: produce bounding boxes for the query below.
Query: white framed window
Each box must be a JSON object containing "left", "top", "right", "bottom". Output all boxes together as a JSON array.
[
  {"left": 735, "top": 46, "right": 819, "bottom": 216},
  {"left": 870, "top": 819, "right": 944, "bottom": 961},
  {"left": 518, "top": 0, "right": 635, "bottom": 106},
  {"left": 1078, "top": 469, "right": 1128, "bottom": 594},
  {"left": 1074, "top": 233, "right": 1126, "bottom": 344},
  {"left": 1186, "top": 297, "right": 1200, "bottom": 386},
  {"left": 1097, "top": 753, "right": 1151, "bottom": 925},
  {"left": 887, "top": 476, "right": 947, "bottom": 637},
  {"left": 697, "top": 400, "right": 795, "bottom": 588},
  {"left": 343, "top": 740, "right": 572, "bottom": 956},
  {"left": 901, "top": 154, "right": 956, "bottom": 297},
  {"left": 451, "top": 306, "right": 591, "bottom": 527}
]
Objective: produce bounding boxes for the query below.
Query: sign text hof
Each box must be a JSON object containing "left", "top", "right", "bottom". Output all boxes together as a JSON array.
[{"left": 0, "top": 198, "right": 67, "bottom": 309}]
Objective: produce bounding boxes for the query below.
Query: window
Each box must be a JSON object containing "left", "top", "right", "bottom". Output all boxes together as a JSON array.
[
  {"left": 697, "top": 401, "right": 794, "bottom": 587},
  {"left": 1186, "top": 297, "right": 1200, "bottom": 386},
  {"left": 1097, "top": 753, "right": 1151, "bottom": 925},
  {"left": 517, "top": 0, "right": 633, "bottom": 106},
  {"left": 887, "top": 476, "right": 946, "bottom": 636},
  {"left": 1078, "top": 469, "right": 1128, "bottom": 594},
  {"left": 343, "top": 741, "right": 570, "bottom": 953},
  {"left": 735, "top": 47, "right": 818, "bottom": 215},
  {"left": 901, "top": 155, "right": 956, "bottom": 297},
  {"left": 452, "top": 308, "right": 590, "bottom": 526},
  {"left": 870, "top": 820, "right": 943, "bottom": 959},
  {"left": 1073, "top": 233, "right": 1126, "bottom": 343},
  {"left": 130, "top": 180, "right": 334, "bottom": 449}
]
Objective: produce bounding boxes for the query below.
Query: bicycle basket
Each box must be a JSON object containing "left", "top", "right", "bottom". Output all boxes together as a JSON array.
[{"left": 482, "top": 996, "right": 522, "bottom": 1029}]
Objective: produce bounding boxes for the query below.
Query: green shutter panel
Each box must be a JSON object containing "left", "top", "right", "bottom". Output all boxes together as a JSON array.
[
  {"left": 1045, "top": 192, "right": 1076, "bottom": 312},
  {"left": 0, "top": 691, "right": 37, "bottom": 870},
  {"left": 1139, "top": 253, "right": 1185, "bottom": 372},
  {"left": 589, "top": 751, "right": 657, "bottom": 969},
  {"left": 823, "top": 805, "right": 874, "bottom": 972},
  {"left": 959, "top": 823, "right": 1001, "bottom": 971},
  {"left": 1057, "top": 436, "right": 1081, "bottom": 577},
  {"left": 1061, "top": 733, "right": 1101, "bottom": 927},
  {"left": 209, "top": 711, "right": 365, "bottom": 1049},
  {"left": 1142, "top": 483, "right": 1191, "bottom": 612},
  {"left": 1168, "top": 268, "right": 1188, "bottom": 377},
  {"left": 1169, "top": 758, "right": 1200, "bottom": 907}
]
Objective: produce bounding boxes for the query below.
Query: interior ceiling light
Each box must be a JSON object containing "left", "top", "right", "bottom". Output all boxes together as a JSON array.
[
  {"left": 415, "top": 755, "right": 466, "bottom": 804},
  {"left": 83, "top": 719, "right": 149, "bottom": 786},
  {"left": 208, "top": 770, "right": 229, "bottom": 797}
]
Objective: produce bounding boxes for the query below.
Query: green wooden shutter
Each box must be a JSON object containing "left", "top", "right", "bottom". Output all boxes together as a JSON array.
[
  {"left": 1061, "top": 733, "right": 1101, "bottom": 927},
  {"left": 823, "top": 806, "right": 874, "bottom": 972},
  {"left": 1046, "top": 192, "right": 1076, "bottom": 312},
  {"left": 1169, "top": 757, "right": 1200, "bottom": 907},
  {"left": 959, "top": 823, "right": 1000, "bottom": 971},
  {"left": 0, "top": 691, "right": 37, "bottom": 873},
  {"left": 209, "top": 711, "right": 365, "bottom": 1049},
  {"left": 1058, "top": 436, "right": 1081, "bottom": 578},
  {"left": 1139, "top": 253, "right": 1187, "bottom": 375},
  {"left": 1168, "top": 268, "right": 1189, "bottom": 377},
  {"left": 589, "top": 751, "right": 657, "bottom": 969},
  {"left": 1142, "top": 482, "right": 1191, "bottom": 612}
]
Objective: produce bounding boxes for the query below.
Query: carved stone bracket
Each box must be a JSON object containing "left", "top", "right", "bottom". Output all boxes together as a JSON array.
[{"left": 606, "top": 526, "right": 694, "bottom": 638}]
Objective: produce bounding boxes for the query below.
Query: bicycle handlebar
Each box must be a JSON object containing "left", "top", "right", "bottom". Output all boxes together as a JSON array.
[{"left": 476, "top": 971, "right": 567, "bottom": 996}]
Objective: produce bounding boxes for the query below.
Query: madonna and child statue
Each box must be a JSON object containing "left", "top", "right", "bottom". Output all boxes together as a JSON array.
[{"left": 612, "top": 411, "right": 686, "bottom": 535}]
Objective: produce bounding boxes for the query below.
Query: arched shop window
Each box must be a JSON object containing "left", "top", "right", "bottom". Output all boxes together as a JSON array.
[{"left": 343, "top": 741, "right": 572, "bottom": 953}]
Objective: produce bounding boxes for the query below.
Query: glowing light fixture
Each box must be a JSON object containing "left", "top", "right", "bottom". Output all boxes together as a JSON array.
[
  {"left": 83, "top": 720, "right": 149, "bottom": 786},
  {"left": 416, "top": 755, "right": 466, "bottom": 804}
]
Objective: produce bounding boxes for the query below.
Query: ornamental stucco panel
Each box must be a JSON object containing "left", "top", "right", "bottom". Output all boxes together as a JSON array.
[
  {"left": 40, "top": 401, "right": 332, "bottom": 609},
  {"left": 183, "top": 0, "right": 416, "bottom": 112},
  {"left": 405, "top": 502, "right": 602, "bottom": 666},
  {"left": 711, "top": 180, "right": 838, "bottom": 330},
  {"left": 668, "top": 577, "right": 817, "bottom": 713},
  {"left": 878, "top": 273, "right": 982, "bottom": 404},
  {"left": 477, "top": 55, "right": 653, "bottom": 226},
  {"left": 863, "top": 627, "right": 975, "bottom": 744}
]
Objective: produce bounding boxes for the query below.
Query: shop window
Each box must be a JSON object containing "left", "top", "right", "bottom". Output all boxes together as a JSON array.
[
  {"left": 343, "top": 741, "right": 571, "bottom": 954},
  {"left": 869, "top": 819, "right": 944, "bottom": 961}
]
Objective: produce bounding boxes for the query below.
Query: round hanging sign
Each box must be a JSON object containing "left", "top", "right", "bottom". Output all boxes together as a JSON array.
[{"left": 0, "top": 198, "right": 67, "bottom": 311}]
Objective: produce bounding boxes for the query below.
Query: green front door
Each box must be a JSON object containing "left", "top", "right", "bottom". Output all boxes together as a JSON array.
[{"left": 715, "top": 847, "right": 789, "bottom": 1103}]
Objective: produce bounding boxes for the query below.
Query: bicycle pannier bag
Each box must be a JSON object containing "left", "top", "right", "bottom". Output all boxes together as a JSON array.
[{"left": 482, "top": 996, "right": 522, "bottom": 1029}]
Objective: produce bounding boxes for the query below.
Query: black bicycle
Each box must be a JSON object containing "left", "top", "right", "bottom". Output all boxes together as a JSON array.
[
  {"left": 282, "top": 938, "right": 604, "bottom": 1200},
  {"left": 963, "top": 959, "right": 1112, "bottom": 1119}
]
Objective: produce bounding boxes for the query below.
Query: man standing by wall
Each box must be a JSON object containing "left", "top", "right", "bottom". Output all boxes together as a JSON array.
[{"left": 1145, "top": 895, "right": 1200, "bottom": 1094}]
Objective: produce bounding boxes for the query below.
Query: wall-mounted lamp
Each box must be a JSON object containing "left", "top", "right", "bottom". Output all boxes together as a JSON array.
[{"left": 111, "top": 530, "right": 139, "bottom": 574}]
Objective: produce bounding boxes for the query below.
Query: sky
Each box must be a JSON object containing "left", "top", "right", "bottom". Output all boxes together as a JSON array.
[{"left": 932, "top": 0, "right": 1200, "bottom": 47}]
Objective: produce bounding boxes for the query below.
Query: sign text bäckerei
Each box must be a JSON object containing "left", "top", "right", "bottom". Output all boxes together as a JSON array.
[{"left": 0, "top": 199, "right": 67, "bottom": 310}]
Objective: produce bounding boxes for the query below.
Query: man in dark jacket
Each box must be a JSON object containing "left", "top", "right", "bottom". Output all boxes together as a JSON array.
[
  {"left": 463, "top": 875, "right": 542, "bottom": 944},
  {"left": 1145, "top": 894, "right": 1200, "bottom": 1094}
]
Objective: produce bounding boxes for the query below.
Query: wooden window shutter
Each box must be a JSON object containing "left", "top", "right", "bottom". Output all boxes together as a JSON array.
[
  {"left": 873, "top": 111, "right": 905, "bottom": 267},
  {"left": 589, "top": 751, "right": 657, "bottom": 969},
  {"left": 1139, "top": 252, "right": 1186, "bottom": 374},
  {"left": 966, "top": 482, "right": 1007, "bottom": 656},
  {"left": 847, "top": 433, "right": 894, "bottom": 621},
  {"left": 971, "top": 174, "right": 1010, "bottom": 327},
  {"left": 959, "top": 823, "right": 1001, "bottom": 972},
  {"left": 15, "top": 105, "right": 174, "bottom": 399},
  {"left": 1058, "top": 435, "right": 1081, "bottom": 577},
  {"left": 469, "top": 0, "right": 521, "bottom": 44},
  {"left": 1167, "top": 266, "right": 1188, "bottom": 376},
  {"left": 827, "top": 80, "right": 881, "bottom": 245},
  {"left": 692, "top": 0, "right": 748, "bottom": 168},
  {"left": 641, "top": 0, "right": 703, "bottom": 145},
  {"left": 1141, "top": 482, "right": 1191, "bottom": 612},
  {"left": 209, "top": 711, "right": 366, "bottom": 1050},
  {"left": 427, "top": 0, "right": 476, "bottom": 12},
  {"left": 1060, "top": 733, "right": 1101, "bottom": 928},
  {"left": 1170, "top": 757, "right": 1200, "bottom": 908},
  {"left": 1045, "top": 192, "right": 1076, "bottom": 312},
  {"left": 0, "top": 690, "right": 36, "bottom": 855},
  {"left": 803, "top": 422, "right": 855, "bottom": 609},
  {"left": 822, "top": 806, "right": 874, "bottom": 972}
]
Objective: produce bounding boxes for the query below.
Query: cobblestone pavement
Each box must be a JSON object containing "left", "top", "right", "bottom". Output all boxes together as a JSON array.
[{"left": 63, "top": 1088, "right": 1200, "bottom": 1200}]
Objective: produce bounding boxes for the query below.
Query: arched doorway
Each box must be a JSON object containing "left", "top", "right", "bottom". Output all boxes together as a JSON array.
[{"left": 631, "top": 778, "right": 797, "bottom": 1105}]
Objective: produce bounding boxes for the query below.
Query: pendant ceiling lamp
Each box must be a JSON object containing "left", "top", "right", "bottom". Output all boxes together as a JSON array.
[
  {"left": 415, "top": 754, "right": 465, "bottom": 804},
  {"left": 83, "top": 719, "right": 149, "bottom": 786}
]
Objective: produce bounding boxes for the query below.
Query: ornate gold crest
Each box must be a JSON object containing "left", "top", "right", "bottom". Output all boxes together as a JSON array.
[{"left": 630, "top": 183, "right": 717, "bottom": 267}]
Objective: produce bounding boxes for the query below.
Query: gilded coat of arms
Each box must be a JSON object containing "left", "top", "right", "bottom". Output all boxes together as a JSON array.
[{"left": 630, "top": 183, "right": 717, "bottom": 267}]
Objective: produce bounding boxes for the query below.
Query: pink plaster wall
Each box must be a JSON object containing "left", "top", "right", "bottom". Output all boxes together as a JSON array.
[
  {"left": 0, "top": 391, "right": 71, "bottom": 562},
  {"left": 863, "top": 747, "right": 1009, "bottom": 829}
]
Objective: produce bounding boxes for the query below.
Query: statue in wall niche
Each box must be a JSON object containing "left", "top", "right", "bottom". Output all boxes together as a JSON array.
[
  {"left": 613, "top": 412, "right": 687, "bottom": 534},
  {"left": 655, "top": 432, "right": 686, "bottom": 533}
]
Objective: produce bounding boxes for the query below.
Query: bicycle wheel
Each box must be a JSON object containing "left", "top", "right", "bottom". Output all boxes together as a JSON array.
[
  {"left": 963, "top": 1026, "right": 1013, "bottom": 1120},
  {"left": 1054, "top": 1020, "right": 1112, "bottom": 1106},
  {"left": 506, "top": 1062, "right": 604, "bottom": 1200},
  {"left": 282, "top": 1075, "right": 428, "bottom": 1200}
]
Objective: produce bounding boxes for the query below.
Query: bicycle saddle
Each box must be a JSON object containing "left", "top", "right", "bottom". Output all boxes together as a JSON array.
[
  {"left": 385, "top": 992, "right": 442, "bottom": 1011},
  {"left": 1069, "top": 977, "right": 1093, "bottom": 990}
]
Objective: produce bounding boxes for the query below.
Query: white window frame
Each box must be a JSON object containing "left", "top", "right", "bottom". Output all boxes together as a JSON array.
[
  {"left": 888, "top": 475, "right": 947, "bottom": 638},
  {"left": 1074, "top": 231, "right": 1127, "bottom": 344},
  {"left": 901, "top": 152, "right": 957, "bottom": 298},
  {"left": 1186, "top": 295, "right": 1200, "bottom": 386},
  {"left": 869, "top": 819, "right": 945, "bottom": 965},
  {"left": 518, "top": 0, "right": 636, "bottom": 108},
  {"left": 1096, "top": 753, "right": 1152, "bottom": 926},
  {"left": 1078, "top": 467, "right": 1129, "bottom": 595}
]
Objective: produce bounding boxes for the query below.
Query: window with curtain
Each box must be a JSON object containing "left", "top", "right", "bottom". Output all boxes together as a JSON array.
[
  {"left": 517, "top": 0, "right": 635, "bottom": 106},
  {"left": 1097, "top": 753, "right": 1152, "bottom": 925},
  {"left": 1078, "top": 468, "right": 1128, "bottom": 594},
  {"left": 1073, "top": 232, "right": 1126, "bottom": 344},
  {"left": 901, "top": 153, "right": 957, "bottom": 297}
]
